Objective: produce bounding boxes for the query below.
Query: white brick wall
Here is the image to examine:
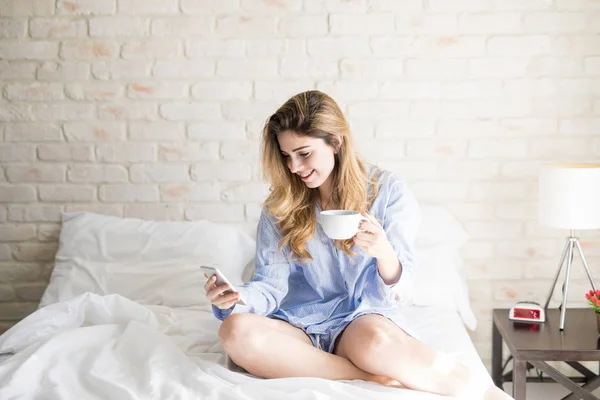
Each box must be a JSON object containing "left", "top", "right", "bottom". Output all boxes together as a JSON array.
[{"left": 1, "top": 0, "right": 600, "bottom": 373}]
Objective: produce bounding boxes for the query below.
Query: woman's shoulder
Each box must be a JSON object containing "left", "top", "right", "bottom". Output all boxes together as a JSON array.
[
  {"left": 257, "top": 206, "right": 286, "bottom": 239},
  {"left": 366, "top": 166, "right": 421, "bottom": 224},
  {"left": 258, "top": 206, "right": 277, "bottom": 227},
  {"left": 366, "top": 164, "right": 407, "bottom": 194}
]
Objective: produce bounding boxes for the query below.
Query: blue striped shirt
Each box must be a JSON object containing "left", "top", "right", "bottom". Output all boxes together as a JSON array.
[{"left": 212, "top": 167, "right": 421, "bottom": 338}]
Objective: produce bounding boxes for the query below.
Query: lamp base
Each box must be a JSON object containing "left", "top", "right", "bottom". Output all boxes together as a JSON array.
[{"left": 544, "top": 231, "right": 597, "bottom": 331}]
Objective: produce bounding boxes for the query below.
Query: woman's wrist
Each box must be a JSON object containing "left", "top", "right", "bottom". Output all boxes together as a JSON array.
[
  {"left": 376, "top": 248, "right": 402, "bottom": 285},
  {"left": 377, "top": 245, "right": 398, "bottom": 265}
]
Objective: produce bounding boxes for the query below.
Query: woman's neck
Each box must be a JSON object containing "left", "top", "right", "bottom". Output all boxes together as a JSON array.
[
  {"left": 318, "top": 184, "right": 332, "bottom": 210},
  {"left": 317, "top": 171, "right": 335, "bottom": 210},
  {"left": 318, "top": 193, "right": 329, "bottom": 210}
]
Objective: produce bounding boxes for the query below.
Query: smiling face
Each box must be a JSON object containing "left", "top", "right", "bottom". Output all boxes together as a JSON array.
[{"left": 277, "top": 130, "right": 337, "bottom": 192}]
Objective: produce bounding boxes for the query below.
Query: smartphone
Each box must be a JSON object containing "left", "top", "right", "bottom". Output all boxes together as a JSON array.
[{"left": 201, "top": 266, "right": 247, "bottom": 306}]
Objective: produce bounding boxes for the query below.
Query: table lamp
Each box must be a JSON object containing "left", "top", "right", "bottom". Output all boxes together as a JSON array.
[{"left": 538, "top": 163, "right": 600, "bottom": 330}]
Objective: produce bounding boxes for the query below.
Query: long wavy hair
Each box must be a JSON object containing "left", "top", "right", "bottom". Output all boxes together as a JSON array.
[{"left": 261, "top": 90, "right": 381, "bottom": 262}]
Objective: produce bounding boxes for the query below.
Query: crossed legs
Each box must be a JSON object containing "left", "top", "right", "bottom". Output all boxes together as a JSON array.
[
  {"left": 219, "top": 313, "right": 512, "bottom": 399},
  {"left": 218, "top": 313, "right": 395, "bottom": 385},
  {"left": 333, "top": 314, "right": 512, "bottom": 399}
]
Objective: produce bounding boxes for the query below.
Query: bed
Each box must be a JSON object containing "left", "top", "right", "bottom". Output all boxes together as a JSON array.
[{"left": 0, "top": 209, "right": 491, "bottom": 399}]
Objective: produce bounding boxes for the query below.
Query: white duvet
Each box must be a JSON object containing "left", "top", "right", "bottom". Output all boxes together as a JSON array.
[{"left": 0, "top": 293, "right": 489, "bottom": 400}]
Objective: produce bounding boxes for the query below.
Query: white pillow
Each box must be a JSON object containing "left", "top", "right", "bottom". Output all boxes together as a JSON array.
[
  {"left": 412, "top": 244, "right": 477, "bottom": 330},
  {"left": 40, "top": 212, "right": 256, "bottom": 308},
  {"left": 412, "top": 206, "right": 476, "bottom": 330},
  {"left": 417, "top": 206, "right": 470, "bottom": 249}
]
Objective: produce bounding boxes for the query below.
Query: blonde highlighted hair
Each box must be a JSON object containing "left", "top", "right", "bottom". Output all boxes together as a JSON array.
[{"left": 261, "top": 90, "right": 380, "bottom": 262}]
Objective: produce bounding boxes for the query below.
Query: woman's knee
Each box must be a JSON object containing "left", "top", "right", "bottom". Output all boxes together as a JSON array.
[
  {"left": 360, "top": 322, "right": 394, "bottom": 354},
  {"left": 344, "top": 316, "right": 407, "bottom": 356},
  {"left": 218, "top": 314, "right": 266, "bottom": 356}
]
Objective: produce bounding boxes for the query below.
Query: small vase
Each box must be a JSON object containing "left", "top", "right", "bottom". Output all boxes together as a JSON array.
[{"left": 596, "top": 312, "right": 600, "bottom": 334}]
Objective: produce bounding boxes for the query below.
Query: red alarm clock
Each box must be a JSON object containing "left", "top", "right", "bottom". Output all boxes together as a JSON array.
[{"left": 509, "top": 301, "right": 546, "bottom": 323}]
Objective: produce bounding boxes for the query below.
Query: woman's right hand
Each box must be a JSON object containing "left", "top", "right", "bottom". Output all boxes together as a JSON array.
[{"left": 204, "top": 274, "right": 241, "bottom": 310}]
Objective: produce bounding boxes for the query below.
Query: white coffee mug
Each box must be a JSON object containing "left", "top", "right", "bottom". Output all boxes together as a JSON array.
[{"left": 320, "top": 210, "right": 367, "bottom": 240}]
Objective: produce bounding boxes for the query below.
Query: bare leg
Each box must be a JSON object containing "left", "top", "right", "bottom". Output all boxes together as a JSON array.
[
  {"left": 334, "top": 315, "right": 513, "bottom": 400},
  {"left": 219, "top": 313, "right": 395, "bottom": 385}
]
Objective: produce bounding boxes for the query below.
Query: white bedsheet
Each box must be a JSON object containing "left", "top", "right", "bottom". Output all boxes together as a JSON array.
[{"left": 0, "top": 293, "right": 490, "bottom": 400}]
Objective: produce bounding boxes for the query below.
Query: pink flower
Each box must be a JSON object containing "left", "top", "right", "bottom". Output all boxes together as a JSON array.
[{"left": 585, "top": 290, "right": 600, "bottom": 311}]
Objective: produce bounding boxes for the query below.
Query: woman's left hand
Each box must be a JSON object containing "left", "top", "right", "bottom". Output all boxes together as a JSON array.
[{"left": 353, "top": 211, "right": 397, "bottom": 261}]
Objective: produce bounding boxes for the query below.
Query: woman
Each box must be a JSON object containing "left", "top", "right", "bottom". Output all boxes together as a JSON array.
[{"left": 204, "top": 90, "right": 511, "bottom": 400}]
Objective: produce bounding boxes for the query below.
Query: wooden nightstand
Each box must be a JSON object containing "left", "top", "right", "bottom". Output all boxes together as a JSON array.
[{"left": 492, "top": 308, "right": 600, "bottom": 400}]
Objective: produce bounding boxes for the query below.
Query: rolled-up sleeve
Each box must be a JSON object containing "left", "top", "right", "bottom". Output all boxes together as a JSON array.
[
  {"left": 212, "top": 210, "right": 293, "bottom": 321},
  {"left": 376, "top": 177, "right": 421, "bottom": 305}
]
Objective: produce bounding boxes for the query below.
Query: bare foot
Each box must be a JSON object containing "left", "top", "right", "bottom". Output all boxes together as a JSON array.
[
  {"left": 368, "top": 374, "right": 404, "bottom": 388},
  {"left": 459, "top": 382, "right": 513, "bottom": 400},
  {"left": 483, "top": 385, "right": 514, "bottom": 400}
]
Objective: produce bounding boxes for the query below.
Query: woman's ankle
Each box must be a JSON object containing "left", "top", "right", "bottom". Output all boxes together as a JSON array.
[
  {"left": 456, "top": 377, "right": 513, "bottom": 400},
  {"left": 483, "top": 385, "right": 514, "bottom": 400},
  {"left": 364, "top": 373, "right": 403, "bottom": 388}
]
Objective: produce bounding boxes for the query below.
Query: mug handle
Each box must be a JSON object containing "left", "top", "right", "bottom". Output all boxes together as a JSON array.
[{"left": 357, "top": 216, "right": 369, "bottom": 233}]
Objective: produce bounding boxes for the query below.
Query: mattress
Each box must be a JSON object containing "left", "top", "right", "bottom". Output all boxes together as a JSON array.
[{"left": 0, "top": 292, "right": 489, "bottom": 400}]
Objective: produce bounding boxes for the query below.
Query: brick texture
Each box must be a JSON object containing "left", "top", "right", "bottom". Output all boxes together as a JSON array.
[{"left": 0, "top": 0, "right": 599, "bottom": 373}]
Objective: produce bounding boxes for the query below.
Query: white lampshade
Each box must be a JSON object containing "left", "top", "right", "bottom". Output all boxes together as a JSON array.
[{"left": 538, "top": 163, "right": 600, "bottom": 230}]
